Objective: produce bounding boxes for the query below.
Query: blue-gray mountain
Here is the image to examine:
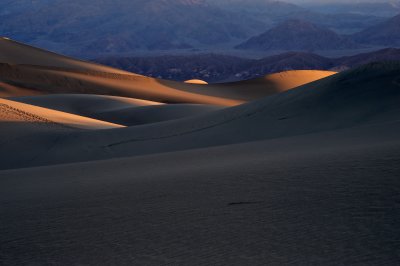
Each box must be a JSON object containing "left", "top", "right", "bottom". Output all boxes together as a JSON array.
[
  {"left": 353, "top": 14, "right": 400, "bottom": 46},
  {"left": 235, "top": 19, "right": 360, "bottom": 51},
  {"left": 0, "top": 0, "right": 392, "bottom": 57}
]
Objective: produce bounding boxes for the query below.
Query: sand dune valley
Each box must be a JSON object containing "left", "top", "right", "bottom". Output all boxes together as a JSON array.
[{"left": 1, "top": 34, "right": 400, "bottom": 265}]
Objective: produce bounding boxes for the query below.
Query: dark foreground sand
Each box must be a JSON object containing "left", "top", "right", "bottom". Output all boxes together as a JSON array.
[
  {"left": 1, "top": 124, "right": 400, "bottom": 265},
  {"left": 1, "top": 39, "right": 400, "bottom": 265}
]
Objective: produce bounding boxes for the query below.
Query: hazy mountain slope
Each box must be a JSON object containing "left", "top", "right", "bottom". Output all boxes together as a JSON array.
[
  {"left": 236, "top": 19, "right": 360, "bottom": 51},
  {"left": 352, "top": 14, "right": 400, "bottom": 46},
  {"left": 303, "top": 1, "right": 400, "bottom": 17},
  {"left": 213, "top": 0, "right": 384, "bottom": 34},
  {"left": 278, "top": 10, "right": 387, "bottom": 34}
]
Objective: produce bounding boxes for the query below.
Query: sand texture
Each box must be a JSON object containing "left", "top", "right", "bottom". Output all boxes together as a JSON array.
[{"left": 1, "top": 40, "right": 399, "bottom": 265}]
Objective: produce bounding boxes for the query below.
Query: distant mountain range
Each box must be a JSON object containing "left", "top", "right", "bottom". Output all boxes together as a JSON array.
[
  {"left": 0, "top": 0, "right": 397, "bottom": 56},
  {"left": 94, "top": 48, "right": 400, "bottom": 82},
  {"left": 0, "top": 0, "right": 263, "bottom": 54}
]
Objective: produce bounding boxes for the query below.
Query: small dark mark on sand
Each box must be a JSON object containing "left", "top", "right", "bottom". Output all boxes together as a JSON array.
[{"left": 228, "top": 201, "right": 263, "bottom": 206}]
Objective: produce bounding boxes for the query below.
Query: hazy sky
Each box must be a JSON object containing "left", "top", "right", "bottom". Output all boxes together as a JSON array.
[{"left": 285, "top": 0, "right": 397, "bottom": 3}]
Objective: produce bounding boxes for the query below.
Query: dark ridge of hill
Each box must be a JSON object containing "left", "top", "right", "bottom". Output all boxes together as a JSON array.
[{"left": 94, "top": 48, "right": 400, "bottom": 83}]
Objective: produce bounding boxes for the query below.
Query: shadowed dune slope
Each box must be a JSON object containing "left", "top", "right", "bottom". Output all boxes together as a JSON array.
[
  {"left": 12, "top": 94, "right": 223, "bottom": 126},
  {"left": 199, "top": 70, "right": 337, "bottom": 101},
  {"left": 0, "top": 39, "right": 335, "bottom": 105},
  {"left": 0, "top": 81, "right": 42, "bottom": 97},
  {"left": 0, "top": 37, "right": 134, "bottom": 75},
  {"left": 85, "top": 104, "right": 223, "bottom": 126},
  {"left": 0, "top": 62, "right": 398, "bottom": 169},
  {"left": 1, "top": 121, "right": 400, "bottom": 265}
]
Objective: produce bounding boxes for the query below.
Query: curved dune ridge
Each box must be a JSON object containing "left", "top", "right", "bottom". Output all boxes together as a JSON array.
[
  {"left": 11, "top": 94, "right": 162, "bottom": 114},
  {"left": 190, "top": 70, "right": 337, "bottom": 101},
  {"left": 0, "top": 98, "right": 123, "bottom": 130},
  {"left": 0, "top": 38, "right": 335, "bottom": 105},
  {"left": 11, "top": 94, "right": 223, "bottom": 126}
]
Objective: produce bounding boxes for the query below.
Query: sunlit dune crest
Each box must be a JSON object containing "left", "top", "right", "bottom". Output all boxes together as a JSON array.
[
  {"left": 261, "top": 70, "right": 338, "bottom": 90},
  {"left": 0, "top": 98, "right": 124, "bottom": 130},
  {"left": 179, "top": 70, "right": 338, "bottom": 102},
  {"left": 184, "top": 79, "right": 209, "bottom": 84}
]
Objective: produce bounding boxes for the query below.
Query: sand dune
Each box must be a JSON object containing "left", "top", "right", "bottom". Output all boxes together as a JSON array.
[
  {"left": 0, "top": 62, "right": 398, "bottom": 169},
  {"left": 0, "top": 63, "right": 242, "bottom": 105},
  {"left": 1, "top": 40, "right": 399, "bottom": 265},
  {"left": 0, "top": 63, "right": 334, "bottom": 105},
  {"left": 0, "top": 81, "right": 42, "bottom": 97},
  {"left": 197, "top": 70, "right": 337, "bottom": 101},
  {"left": 0, "top": 98, "right": 123, "bottom": 130},
  {"left": 0, "top": 39, "right": 335, "bottom": 105}
]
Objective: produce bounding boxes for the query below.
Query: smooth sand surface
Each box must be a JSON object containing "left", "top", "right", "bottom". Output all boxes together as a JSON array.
[
  {"left": 11, "top": 94, "right": 223, "bottom": 126},
  {"left": 1, "top": 125, "right": 399, "bottom": 265},
  {"left": 1, "top": 41, "right": 399, "bottom": 265}
]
